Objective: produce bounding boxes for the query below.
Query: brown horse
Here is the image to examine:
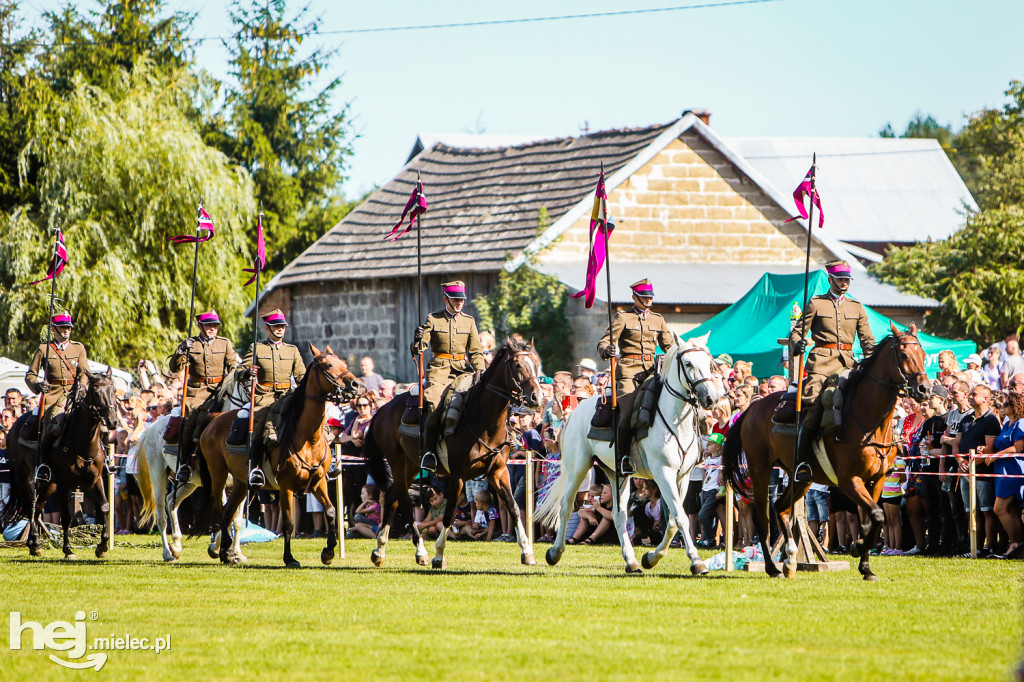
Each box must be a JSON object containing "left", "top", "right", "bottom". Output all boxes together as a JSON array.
[
  {"left": 1, "top": 370, "right": 119, "bottom": 559},
  {"left": 197, "top": 344, "right": 363, "bottom": 567},
  {"left": 364, "top": 337, "right": 543, "bottom": 569},
  {"left": 723, "top": 322, "right": 929, "bottom": 580}
]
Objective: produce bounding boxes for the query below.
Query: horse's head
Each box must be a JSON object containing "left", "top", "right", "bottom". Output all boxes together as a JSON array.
[
  {"left": 307, "top": 343, "right": 364, "bottom": 403},
  {"left": 505, "top": 337, "right": 543, "bottom": 411},
  {"left": 666, "top": 333, "right": 720, "bottom": 410},
  {"left": 84, "top": 368, "right": 119, "bottom": 430},
  {"left": 889, "top": 322, "right": 929, "bottom": 401}
]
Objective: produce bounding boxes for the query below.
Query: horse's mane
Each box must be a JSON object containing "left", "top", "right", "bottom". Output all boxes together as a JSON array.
[
  {"left": 463, "top": 337, "right": 531, "bottom": 405},
  {"left": 274, "top": 356, "right": 318, "bottom": 458},
  {"left": 845, "top": 334, "right": 896, "bottom": 394}
]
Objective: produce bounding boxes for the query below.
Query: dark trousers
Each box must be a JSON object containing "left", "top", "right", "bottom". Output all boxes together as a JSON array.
[
  {"left": 917, "top": 476, "right": 944, "bottom": 552},
  {"left": 947, "top": 484, "right": 968, "bottom": 552}
]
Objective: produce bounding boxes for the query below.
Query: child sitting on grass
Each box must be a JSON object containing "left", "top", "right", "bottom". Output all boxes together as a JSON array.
[
  {"left": 416, "top": 487, "right": 448, "bottom": 540},
  {"left": 467, "top": 490, "right": 499, "bottom": 541},
  {"left": 346, "top": 485, "right": 381, "bottom": 539},
  {"left": 569, "top": 484, "right": 614, "bottom": 545}
]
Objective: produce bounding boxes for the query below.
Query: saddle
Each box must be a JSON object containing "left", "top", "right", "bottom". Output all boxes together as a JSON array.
[
  {"left": 589, "top": 372, "right": 662, "bottom": 444},
  {"left": 398, "top": 373, "right": 476, "bottom": 440},
  {"left": 771, "top": 371, "right": 850, "bottom": 437}
]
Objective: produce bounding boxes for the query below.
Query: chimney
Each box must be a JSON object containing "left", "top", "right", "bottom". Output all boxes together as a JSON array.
[{"left": 683, "top": 109, "right": 711, "bottom": 126}]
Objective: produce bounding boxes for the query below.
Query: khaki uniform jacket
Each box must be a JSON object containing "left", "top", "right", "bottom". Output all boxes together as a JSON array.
[
  {"left": 790, "top": 294, "right": 876, "bottom": 401},
  {"left": 411, "top": 309, "right": 486, "bottom": 406},
  {"left": 235, "top": 341, "right": 305, "bottom": 409},
  {"left": 170, "top": 336, "right": 240, "bottom": 410},
  {"left": 597, "top": 308, "right": 677, "bottom": 395},
  {"left": 26, "top": 341, "right": 89, "bottom": 408}
]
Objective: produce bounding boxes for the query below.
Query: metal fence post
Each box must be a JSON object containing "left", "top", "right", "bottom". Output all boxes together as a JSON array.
[
  {"left": 525, "top": 451, "right": 535, "bottom": 546},
  {"left": 968, "top": 449, "right": 977, "bottom": 559},
  {"left": 724, "top": 479, "right": 734, "bottom": 572},
  {"left": 334, "top": 444, "right": 345, "bottom": 559}
]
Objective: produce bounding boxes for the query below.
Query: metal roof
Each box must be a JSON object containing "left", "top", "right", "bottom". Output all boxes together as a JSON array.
[
  {"left": 536, "top": 261, "right": 940, "bottom": 309},
  {"left": 723, "top": 137, "right": 976, "bottom": 244}
]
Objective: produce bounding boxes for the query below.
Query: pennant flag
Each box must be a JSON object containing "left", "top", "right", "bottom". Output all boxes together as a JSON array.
[
  {"left": 170, "top": 207, "right": 216, "bottom": 244},
  {"left": 570, "top": 173, "right": 613, "bottom": 309},
  {"left": 384, "top": 181, "right": 427, "bottom": 242},
  {"left": 243, "top": 212, "right": 266, "bottom": 286},
  {"left": 785, "top": 165, "right": 824, "bottom": 228},
  {"left": 29, "top": 230, "right": 68, "bottom": 285}
]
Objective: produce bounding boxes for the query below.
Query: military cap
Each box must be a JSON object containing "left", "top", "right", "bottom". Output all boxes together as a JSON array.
[
  {"left": 51, "top": 312, "right": 74, "bottom": 327},
  {"left": 630, "top": 278, "right": 655, "bottom": 296},
  {"left": 261, "top": 309, "right": 288, "bottom": 326},
  {"left": 442, "top": 280, "right": 467, "bottom": 299},
  {"left": 824, "top": 259, "right": 853, "bottom": 279},
  {"left": 196, "top": 310, "right": 221, "bottom": 325}
]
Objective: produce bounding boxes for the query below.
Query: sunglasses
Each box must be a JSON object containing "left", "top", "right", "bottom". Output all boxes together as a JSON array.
[
  {"left": 147, "top": 406, "right": 159, "bottom": 411},
  {"left": 356, "top": 402, "right": 371, "bottom": 408}
]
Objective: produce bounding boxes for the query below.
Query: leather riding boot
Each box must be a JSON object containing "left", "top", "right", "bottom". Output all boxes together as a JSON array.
[
  {"left": 248, "top": 441, "right": 266, "bottom": 488},
  {"left": 419, "top": 402, "right": 440, "bottom": 473},
  {"left": 616, "top": 427, "right": 635, "bottom": 476},
  {"left": 794, "top": 424, "right": 815, "bottom": 484}
]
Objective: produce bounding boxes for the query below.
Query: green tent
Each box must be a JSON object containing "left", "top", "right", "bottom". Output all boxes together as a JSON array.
[{"left": 680, "top": 271, "right": 975, "bottom": 379}]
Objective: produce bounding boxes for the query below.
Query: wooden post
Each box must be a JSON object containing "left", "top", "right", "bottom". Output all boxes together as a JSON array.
[
  {"left": 335, "top": 444, "right": 345, "bottom": 559},
  {"left": 968, "top": 449, "right": 977, "bottom": 559},
  {"left": 525, "top": 450, "right": 534, "bottom": 546},
  {"left": 107, "top": 443, "right": 116, "bottom": 552},
  {"left": 724, "top": 479, "right": 734, "bottom": 572}
]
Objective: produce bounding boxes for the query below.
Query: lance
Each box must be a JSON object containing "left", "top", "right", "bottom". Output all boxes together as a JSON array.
[
  {"left": 172, "top": 201, "right": 205, "bottom": 505},
  {"left": 792, "top": 154, "right": 817, "bottom": 508},
  {"left": 246, "top": 206, "right": 264, "bottom": 498},
  {"left": 598, "top": 162, "right": 623, "bottom": 482},
  {"left": 415, "top": 171, "right": 426, "bottom": 464}
]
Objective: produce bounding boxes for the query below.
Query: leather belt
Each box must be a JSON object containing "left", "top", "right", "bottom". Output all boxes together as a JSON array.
[
  {"left": 435, "top": 353, "right": 465, "bottom": 361},
  {"left": 260, "top": 382, "right": 291, "bottom": 390},
  {"left": 622, "top": 354, "right": 655, "bottom": 361},
  {"left": 188, "top": 376, "right": 224, "bottom": 388},
  {"left": 816, "top": 343, "right": 852, "bottom": 351},
  {"left": 51, "top": 378, "right": 75, "bottom": 386}
]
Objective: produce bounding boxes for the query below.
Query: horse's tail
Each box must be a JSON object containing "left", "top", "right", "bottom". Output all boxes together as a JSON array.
[
  {"left": 722, "top": 410, "right": 751, "bottom": 498},
  {"left": 186, "top": 445, "right": 215, "bottom": 539},
  {"left": 136, "top": 425, "right": 157, "bottom": 530},
  {"left": 364, "top": 415, "right": 394, "bottom": 493}
]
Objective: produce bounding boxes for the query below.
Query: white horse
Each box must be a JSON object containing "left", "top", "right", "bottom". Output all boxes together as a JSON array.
[
  {"left": 537, "top": 336, "right": 720, "bottom": 575},
  {"left": 137, "top": 378, "right": 250, "bottom": 562}
]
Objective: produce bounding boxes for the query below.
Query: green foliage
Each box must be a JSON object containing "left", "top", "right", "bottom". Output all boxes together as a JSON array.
[
  {"left": 216, "top": 0, "right": 354, "bottom": 276},
  {"left": 0, "top": 65, "right": 255, "bottom": 366},
  {"left": 870, "top": 206, "right": 1024, "bottom": 345},
  {"left": 474, "top": 209, "right": 572, "bottom": 373},
  {"left": 952, "top": 81, "right": 1024, "bottom": 209}
]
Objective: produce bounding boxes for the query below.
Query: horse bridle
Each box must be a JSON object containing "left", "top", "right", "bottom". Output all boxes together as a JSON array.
[
  {"left": 866, "top": 335, "right": 927, "bottom": 397},
  {"left": 663, "top": 346, "right": 714, "bottom": 405},
  {"left": 484, "top": 350, "right": 538, "bottom": 405},
  {"left": 307, "top": 357, "right": 357, "bottom": 403}
]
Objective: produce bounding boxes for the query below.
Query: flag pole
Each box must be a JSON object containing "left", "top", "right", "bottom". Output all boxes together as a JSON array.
[
  {"left": 246, "top": 205, "right": 264, "bottom": 503},
  {"left": 792, "top": 154, "right": 817, "bottom": 509},
  {"left": 173, "top": 200, "right": 204, "bottom": 506},
  {"left": 415, "top": 172, "right": 425, "bottom": 463},
  {"left": 599, "top": 163, "right": 622, "bottom": 483},
  {"left": 31, "top": 226, "right": 62, "bottom": 531}
]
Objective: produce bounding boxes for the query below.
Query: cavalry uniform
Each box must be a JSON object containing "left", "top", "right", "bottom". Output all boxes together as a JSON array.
[
  {"left": 597, "top": 279, "right": 677, "bottom": 397},
  {"left": 25, "top": 313, "right": 89, "bottom": 445},
  {"left": 169, "top": 310, "right": 239, "bottom": 470}
]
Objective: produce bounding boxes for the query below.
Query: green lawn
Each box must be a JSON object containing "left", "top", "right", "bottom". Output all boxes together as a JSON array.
[{"left": 1, "top": 537, "right": 1020, "bottom": 681}]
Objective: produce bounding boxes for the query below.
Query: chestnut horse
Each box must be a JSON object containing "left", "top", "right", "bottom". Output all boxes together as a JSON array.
[
  {"left": 364, "top": 337, "right": 543, "bottom": 569},
  {"left": 723, "top": 322, "right": 928, "bottom": 580},
  {"left": 1, "top": 370, "right": 119, "bottom": 559},
  {"left": 197, "top": 344, "right": 363, "bottom": 567}
]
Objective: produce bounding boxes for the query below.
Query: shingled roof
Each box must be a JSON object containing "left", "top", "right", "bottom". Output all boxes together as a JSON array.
[{"left": 268, "top": 121, "right": 676, "bottom": 288}]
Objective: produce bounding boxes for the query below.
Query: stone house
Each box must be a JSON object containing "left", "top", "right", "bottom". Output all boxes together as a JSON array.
[{"left": 259, "top": 112, "right": 975, "bottom": 380}]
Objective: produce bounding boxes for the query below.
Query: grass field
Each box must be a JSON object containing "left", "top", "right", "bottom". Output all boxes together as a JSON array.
[{"left": 1, "top": 537, "right": 1020, "bottom": 681}]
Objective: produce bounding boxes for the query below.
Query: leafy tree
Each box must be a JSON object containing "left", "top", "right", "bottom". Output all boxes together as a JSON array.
[
  {"left": 0, "top": 2, "right": 43, "bottom": 212},
  {"left": 216, "top": 0, "right": 354, "bottom": 276},
  {"left": 879, "top": 112, "right": 953, "bottom": 148},
  {"left": 0, "top": 66, "right": 255, "bottom": 365},
  {"left": 952, "top": 81, "right": 1024, "bottom": 209},
  {"left": 870, "top": 206, "right": 1024, "bottom": 345}
]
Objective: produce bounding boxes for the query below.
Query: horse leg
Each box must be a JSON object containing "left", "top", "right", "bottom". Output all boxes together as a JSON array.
[
  {"left": 219, "top": 482, "right": 246, "bottom": 564},
  {"left": 59, "top": 485, "right": 75, "bottom": 559},
  {"left": 166, "top": 481, "right": 196, "bottom": 560},
  {"left": 372, "top": 488, "right": 399, "bottom": 567},
  {"left": 488, "top": 465, "right": 534, "bottom": 566},
  {"left": 749, "top": 463, "right": 780, "bottom": 578},
  {"left": 773, "top": 477, "right": 812, "bottom": 578},
  {"left": 26, "top": 478, "right": 47, "bottom": 557},
  {"left": 606, "top": 467, "right": 642, "bottom": 574},
  {"left": 281, "top": 488, "right": 300, "bottom": 568},
  {"left": 647, "top": 468, "right": 707, "bottom": 575},
  {"left": 432, "top": 477, "right": 463, "bottom": 570},
  {"left": 312, "top": 477, "right": 337, "bottom": 566},
  {"left": 843, "top": 475, "right": 886, "bottom": 580},
  {"left": 90, "top": 477, "right": 111, "bottom": 558},
  {"left": 403, "top": 492, "right": 429, "bottom": 566}
]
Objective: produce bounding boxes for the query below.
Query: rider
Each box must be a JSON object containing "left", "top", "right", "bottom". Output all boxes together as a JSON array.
[
  {"left": 411, "top": 280, "right": 486, "bottom": 473},
  {"left": 235, "top": 309, "right": 305, "bottom": 488},
  {"left": 596, "top": 278, "right": 677, "bottom": 476},
  {"left": 24, "top": 312, "right": 90, "bottom": 482},
  {"left": 789, "top": 259, "right": 875, "bottom": 483},
  {"left": 170, "top": 310, "right": 240, "bottom": 482}
]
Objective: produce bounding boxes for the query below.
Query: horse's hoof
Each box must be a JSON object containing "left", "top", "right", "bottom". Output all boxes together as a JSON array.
[
  {"left": 431, "top": 557, "right": 446, "bottom": 570},
  {"left": 220, "top": 552, "right": 231, "bottom": 565},
  {"left": 521, "top": 552, "right": 536, "bottom": 566},
  {"left": 370, "top": 549, "right": 384, "bottom": 567},
  {"left": 170, "top": 546, "right": 182, "bottom": 560},
  {"left": 626, "top": 562, "right": 644, "bottom": 575},
  {"left": 415, "top": 554, "right": 428, "bottom": 566},
  {"left": 64, "top": 553, "right": 77, "bottom": 560},
  {"left": 691, "top": 560, "right": 709, "bottom": 576},
  {"left": 231, "top": 554, "right": 247, "bottom": 565},
  {"left": 545, "top": 547, "right": 561, "bottom": 566},
  {"left": 769, "top": 571, "right": 785, "bottom": 579},
  {"left": 862, "top": 572, "right": 879, "bottom": 582},
  {"left": 95, "top": 548, "right": 107, "bottom": 559},
  {"left": 207, "top": 545, "right": 219, "bottom": 560},
  {"left": 163, "top": 555, "right": 177, "bottom": 563},
  {"left": 783, "top": 563, "right": 797, "bottom": 579},
  {"left": 641, "top": 552, "right": 656, "bottom": 570},
  {"left": 29, "top": 547, "right": 42, "bottom": 557},
  {"left": 321, "top": 549, "right": 335, "bottom": 566},
  {"left": 285, "top": 560, "right": 301, "bottom": 569}
]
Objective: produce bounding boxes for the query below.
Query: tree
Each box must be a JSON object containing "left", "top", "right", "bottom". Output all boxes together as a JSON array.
[
  {"left": 216, "top": 0, "right": 354, "bottom": 276},
  {"left": 0, "top": 66, "right": 255, "bottom": 365},
  {"left": 0, "top": 2, "right": 43, "bottom": 213},
  {"left": 952, "top": 81, "right": 1024, "bottom": 210},
  {"left": 879, "top": 112, "right": 953, "bottom": 148}
]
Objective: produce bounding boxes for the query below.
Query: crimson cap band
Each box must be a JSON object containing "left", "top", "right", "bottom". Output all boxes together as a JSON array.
[
  {"left": 261, "top": 308, "right": 288, "bottom": 326},
  {"left": 442, "top": 280, "right": 467, "bottom": 299},
  {"left": 51, "top": 313, "right": 73, "bottom": 327},
  {"left": 196, "top": 310, "right": 221, "bottom": 325},
  {"left": 825, "top": 259, "right": 853, "bottom": 278},
  {"left": 630, "top": 278, "right": 655, "bottom": 296}
]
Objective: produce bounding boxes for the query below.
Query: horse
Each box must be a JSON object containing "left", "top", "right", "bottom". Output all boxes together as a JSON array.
[
  {"left": 136, "top": 373, "right": 250, "bottom": 562},
  {"left": 537, "top": 337, "right": 720, "bottom": 575},
  {"left": 722, "top": 322, "right": 928, "bottom": 580},
  {"left": 364, "top": 337, "right": 543, "bottom": 570},
  {"left": 196, "top": 343, "right": 363, "bottom": 567},
  {"left": 0, "top": 370, "right": 119, "bottom": 559}
]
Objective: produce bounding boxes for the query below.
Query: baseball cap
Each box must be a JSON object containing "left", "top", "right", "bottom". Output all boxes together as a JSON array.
[{"left": 930, "top": 384, "right": 950, "bottom": 399}]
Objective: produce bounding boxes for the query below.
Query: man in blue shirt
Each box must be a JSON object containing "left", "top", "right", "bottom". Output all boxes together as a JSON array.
[{"left": 954, "top": 384, "right": 1002, "bottom": 556}]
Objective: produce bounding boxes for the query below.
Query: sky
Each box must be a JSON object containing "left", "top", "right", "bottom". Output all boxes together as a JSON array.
[{"left": 20, "top": 0, "right": 1024, "bottom": 199}]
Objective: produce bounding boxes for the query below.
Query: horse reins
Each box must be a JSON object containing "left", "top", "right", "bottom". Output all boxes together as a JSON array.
[
  {"left": 847, "top": 335, "right": 926, "bottom": 457},
  {"left": 655, "top": 346, "right": 709, "bottom": 459}
]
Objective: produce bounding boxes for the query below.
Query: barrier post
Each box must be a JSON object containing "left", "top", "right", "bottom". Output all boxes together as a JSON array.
[
  {"left": 968, "top": 449, "right": 977, "bottom": 559},
  {"left": 334, "top": 444, "right": 345, "bottom": 559},
  {"left": 107, "top": 443, "right": 116, "bottom": 551},
  {"left": 525, "top": 450, "right": 534, "bottom": 545},
  {"left": 724, "top": 479, "right": 734, "bottom": 572}
]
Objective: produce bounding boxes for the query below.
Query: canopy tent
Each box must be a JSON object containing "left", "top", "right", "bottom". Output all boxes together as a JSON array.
[{"left": 680, "top": 271, "right": 975, "bottom": 379}]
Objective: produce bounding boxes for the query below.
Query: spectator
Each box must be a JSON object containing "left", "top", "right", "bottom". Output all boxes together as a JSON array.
[
  {"left": 416, "top": 487, "right": 448, "bottom": 540},
  {"left": 630, "top": 480, "right": 664, "bottom": 546},
  {"left": 940, "top": 380, "right": 972, "bottom": 553},
  {"left": 1008, "top": 374, "right": 1024, "bottom": 396},
  {"left": 572, "top": 376, "right": 594, "bottom": 400},
  {"left": 880, "top": 448, "right": 907, "bottom": 555},
  {"left": 698, "top": 432, "right": 725, "bottom": 548},
  {"left": 467, "top": 490, "right": 499, "bottom": 541},
  {"left": 936, "top": 349, "right": 958, "bottom": 380},
  {"left": 710, "top": 397, "right": 732, "bottom": 437},
  {"left": 359, "top": 356, "right": 384, "bottom": 396},
  {"left": 479, "top": 330, "right": 497, "bottom": 368},
  {"left": 983, "top": 347, "right": 1003, "bottom": 391},
  {"left": 806, "top": 483, "right": 830, "bottom": 547},
  {"left": 732, "top": 360, "right": 753, "bottom": 384},
  {"left": 913, "top": 386, "right": 950, "bottom": 555},
  {"left": 1, "top": 407, "right": 16, "bottom": 434},
  {"left": 346, "top": 484, "right": 381, "bottom": 539},
  {"left": 954, "top": 384, "right": 1002, "bottom": 557},
  {"left": 379, "top": 379, "right": 396, "bottom": 401},
  {"left": 338, "top": 397, "right": 373, "bottom": 457},
  {"left": 595, "top": 371, "right": 610, "bottom": 394},
  {"left": 1002, "top": 340, "right": 1024, "bottom": 389},
  {"left": 576, "top": 358, "right": 598, "bottom": 383},
  {"left": 568, "top": 484, "right": 614, "bottom": 545},
  {"left": 4, "top": 388, "right": 24, "bottom": 416},
  {"left": 980, "top": 392, "right": 1024, "bottom": 559},
  {"left": 767, "top": 375, "right": 787, "bottom": 394},
  {"left": 0, "top": 429, "right": 9, "bottom": 516}
]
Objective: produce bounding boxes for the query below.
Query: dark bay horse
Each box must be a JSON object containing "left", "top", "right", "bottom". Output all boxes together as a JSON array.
[
  {"left": 364, "top": 337, "right": 543, "bottom": 569},
  {"left": 197, "top": 344, "right": 363, "bottom": 567},
  {"left": 723, "top": 323, "right": 928, "bottom": 580},
  {"left": 1, "top": 370, "right": 119, "bottom": 558}
]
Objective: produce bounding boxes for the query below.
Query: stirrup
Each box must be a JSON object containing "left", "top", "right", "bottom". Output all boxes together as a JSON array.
[
  {"left": 618, "top": 457, "right": 636, "bottom": 476},
  {"left": 248, "top": 467, "right": 266, "bottom": 489},
  {"left": 420, "top": 452, "right": 438, "bottom": 473},
  {"left": 174, "top": 464, "right": 192, "bottom": 484},
  {"left": 793, "top": 461, "right": 813, "bottom": 484},
  {"left": 34, "top": 463, "right": 52, "bottom": 484}
]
